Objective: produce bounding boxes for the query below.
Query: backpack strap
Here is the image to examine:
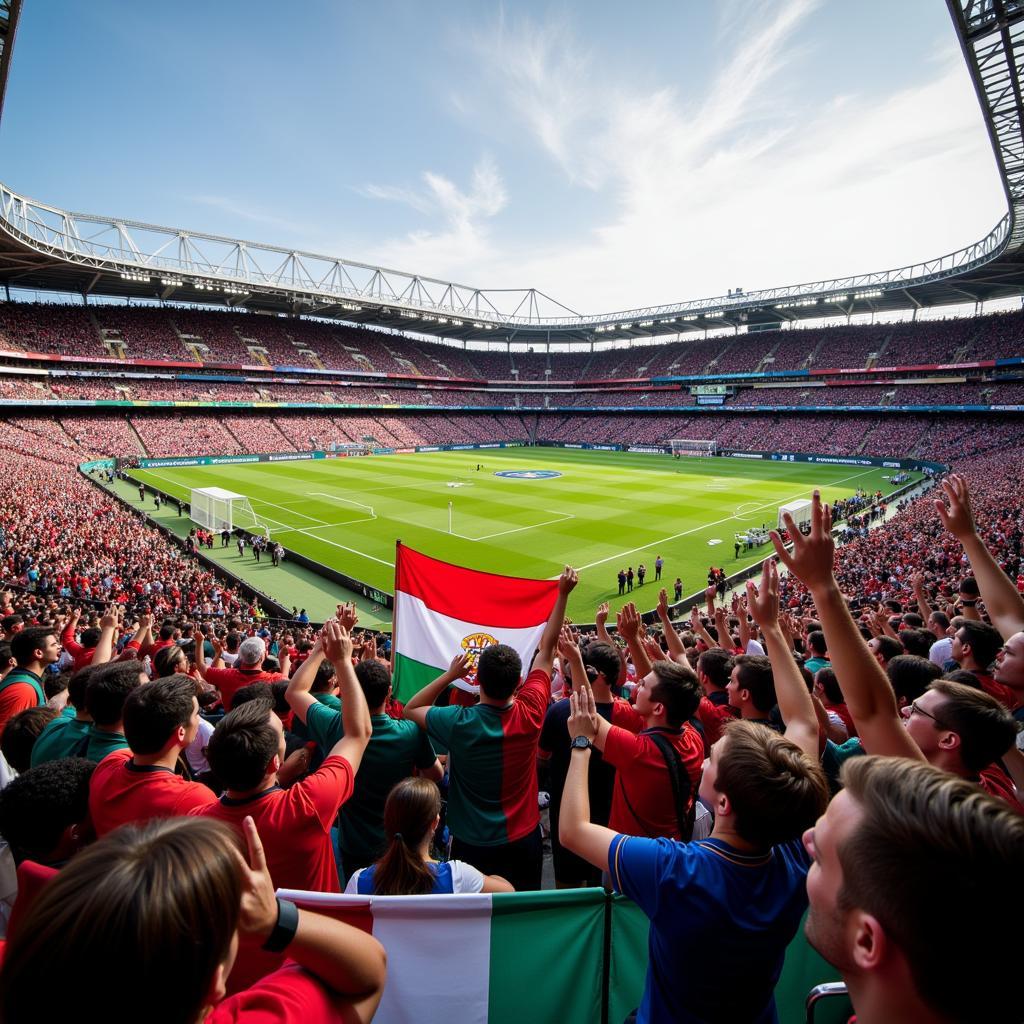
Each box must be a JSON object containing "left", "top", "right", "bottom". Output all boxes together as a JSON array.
[{"left": 647, "top": 731, "right": 696, "bottom": 842}]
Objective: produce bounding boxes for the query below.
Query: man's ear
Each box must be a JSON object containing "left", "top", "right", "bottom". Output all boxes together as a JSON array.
[{"left": 850, "top": 911, "right": 887, "bottom": 971}]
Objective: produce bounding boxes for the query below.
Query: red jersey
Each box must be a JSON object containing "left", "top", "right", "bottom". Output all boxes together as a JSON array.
[
  {"left": 0, "top": 670, "right": 45, "bottom": 733},
  {"left": 196, "top": 756, "right": 354, "bottom": 893},
  {"left": 210, "top": 964, "right": 352, "bottom": 1023},
  {"left": 603, "top": 723, "right": 704, "bottom": 840},
  {"left": 979, "top": 764, "right": 1024, "bottom": 813},
  {"left": 196, "top": 756, "right": 354, "bottom": 992},
  {"left": 695, "top": 694, "right": 737, "bottom": 753},
  {"left": 88, "top": 750, "right": 218, "bottom": 836},
  {"left": 976, "top": 672, "right": 1019, "bottom": 712},
  {"left": 203, "top": 666, "right": 286, "bottom": 710}
]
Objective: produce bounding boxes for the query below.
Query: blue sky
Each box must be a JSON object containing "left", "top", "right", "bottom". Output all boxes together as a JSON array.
[{"left": 0, "top": 0, "right": 1007, "bottom": 315}]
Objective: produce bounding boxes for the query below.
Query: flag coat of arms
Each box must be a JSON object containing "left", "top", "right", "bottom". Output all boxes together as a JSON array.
[{"left": 391, "top": 543, "right": 560, "bottom": 703}]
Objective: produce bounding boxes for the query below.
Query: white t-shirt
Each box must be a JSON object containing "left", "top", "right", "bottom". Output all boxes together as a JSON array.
[
  {"left": 929, "top": 637, "right": 953, "bottom": 667},
  {"left": 345, "top": 859, "right": 486, "bottom": 895},
  {"left": 185, "top": 717, "right": 215, "bottom": 775}
]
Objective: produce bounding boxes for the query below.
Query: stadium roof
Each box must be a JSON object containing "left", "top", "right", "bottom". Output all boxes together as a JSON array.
[{"left": 1, "top": 0, "right": 1024, "bottom": 345}]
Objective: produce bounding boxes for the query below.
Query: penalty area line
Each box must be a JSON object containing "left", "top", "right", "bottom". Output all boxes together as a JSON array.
[{"left": 559, "top": 467, "right": 880, "bottom": 576}]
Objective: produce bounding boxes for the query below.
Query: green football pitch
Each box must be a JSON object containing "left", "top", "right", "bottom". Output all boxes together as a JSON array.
[{"left": 132, "top": 448, "right": 905, "bottom": 625}]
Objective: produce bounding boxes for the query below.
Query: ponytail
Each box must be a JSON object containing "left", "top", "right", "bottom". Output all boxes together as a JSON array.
[{"left": 372, "top": 777, "right": 442, "bottom": 896}]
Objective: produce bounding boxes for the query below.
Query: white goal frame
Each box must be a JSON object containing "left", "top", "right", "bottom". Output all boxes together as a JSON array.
[
  {"left": 191, "top": 486, "right": 267, "bottom": 535},
  {"left": 668, "top": 438, "right": 718, "bottom": 457}
]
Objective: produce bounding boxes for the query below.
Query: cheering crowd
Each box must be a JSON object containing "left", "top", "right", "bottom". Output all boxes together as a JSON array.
[{"left": 0, "top": 422, "right": 1018, "bottom": 1022}]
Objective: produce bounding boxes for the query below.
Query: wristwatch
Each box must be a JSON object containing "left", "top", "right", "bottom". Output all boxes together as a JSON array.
[{"left": 571, "top": 735, "right": 592, "bottom": 751}]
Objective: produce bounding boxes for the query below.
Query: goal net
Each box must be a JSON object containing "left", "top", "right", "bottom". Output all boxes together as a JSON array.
[
  {"left": 668, "top": 438, "right": 718, "bottom": 457},
  {"left": 191, "top": 487, "right": 267, "bottom": 535},
  {"left": 778, "top": 498, "right": 813, "bottom": 533},
  {"left": 329, "top": 441, "right": 370, "bottom": 456}
]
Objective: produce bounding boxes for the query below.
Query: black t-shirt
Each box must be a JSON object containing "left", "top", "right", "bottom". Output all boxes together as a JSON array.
[{"left": 540, "top": 698, "right": 619, "bottom": 826}]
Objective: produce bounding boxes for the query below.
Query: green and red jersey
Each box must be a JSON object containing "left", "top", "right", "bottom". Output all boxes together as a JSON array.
[{"left": 426, "top": 668, "right": 549, "bottom": 846}]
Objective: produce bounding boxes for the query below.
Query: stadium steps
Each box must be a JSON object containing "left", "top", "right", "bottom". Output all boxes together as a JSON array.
[
  {"left": 703, "top": 340, "right": 734, "bottom": 375},
  {"left": 868, "top": 331, "right": 894, "bottom": 370},
  {"left": 125, "top": 416, "right": 151, "bottom": 455},
  {"left": 220, "top": 419, "right": 246, "bottom": 450},
  {"left": 755, "top": 341, "right": 781, "bottom": 374},
  {"left": 803, "top": 333, "right": 828, "bottom": 368}
]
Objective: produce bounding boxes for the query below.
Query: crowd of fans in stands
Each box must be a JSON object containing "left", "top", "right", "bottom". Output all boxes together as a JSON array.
[
  {"left": 0, "top": 442, "right": 1019, "bottom": 1022},
  {"left": 4, "top": 302, "right": 1024, "bottom": 379},
  {"left": 0, "top": 301, "right": 1023, "bottom": 1022}
]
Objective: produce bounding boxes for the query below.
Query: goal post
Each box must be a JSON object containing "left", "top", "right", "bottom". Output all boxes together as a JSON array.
[
  {"left": 190, "top": 487, "right": 267, "bottom": 535},
  {"left": 778, "top": 498, "right": 813, "bottom": 532},
  {"left": 668, "top": 438, "right": 718, "bottom": 457},
  {"left": 329, "top": 441, "right": 370, "bottom": 456}
]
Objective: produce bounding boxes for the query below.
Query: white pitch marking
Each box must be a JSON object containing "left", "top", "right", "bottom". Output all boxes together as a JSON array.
[{"left": 562, "top": 468, "right": 880, "bottom": 575}]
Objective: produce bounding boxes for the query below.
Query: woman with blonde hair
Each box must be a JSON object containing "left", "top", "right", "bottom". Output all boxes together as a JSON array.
[{"left": 346, "top": 777, "right": 513, "bottom": 895}]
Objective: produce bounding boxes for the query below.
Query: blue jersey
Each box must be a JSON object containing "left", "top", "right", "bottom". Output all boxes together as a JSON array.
[{"left": 608, "top": 834, "right": 811, "bottom": 1024}]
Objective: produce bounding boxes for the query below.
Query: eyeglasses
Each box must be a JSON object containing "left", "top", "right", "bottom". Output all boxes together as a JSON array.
[{"left": 908, "top": 701, "right": 940, "bottom": 724}]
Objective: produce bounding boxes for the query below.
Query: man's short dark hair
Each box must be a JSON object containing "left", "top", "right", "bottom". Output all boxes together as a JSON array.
[
  {"left": 311, "top": 660, "right": 336, "bottom": 694},
  {"left": 886, "top": 655, "right": 941, "bottom": 706},
  {"left": 872, "top": 635, "right": 902, "bottom": 664},
  {"left": 697, "top": 648, "right": 733, "bottom": 690},
  {"left": 815, "top": 666, "right": 844, "bottom": 706},
  {"left": 927, "top": 680, "right": 1018, "bottom": 773},
  {"left": 0, "top": 758, "right": 95, "bottom": 863},
  {"left": 158, "top": 621, "right": 177, "bottom": 642},
  {"left": 80, "top": 628, "right": 102, "bottom": 649},
  {"left": 1, "top": 614, "right": 23, "bottom": 634},
  {"left": 231, "top": 682, "right": 273, "bottom": 708},
  {"left": 902, "top": 612, "right": 924, "bottom": 629},
  {"left": 123, "top": 674, "right": 196, "bottom": 755},
  {"left": 1, "top": 707, "right": 58, "bottom": 773},
  {"left": 44, "top": 673, "right": 69, "bottom": 701},
  {"left": 86, "top": 661, "right": 145, "bottom": 728},
  {"left": 957, "top": 621, "right": 1003, "bottom": 671},
  {"left": 476, "top": 644, "right": 522, "bottom": 700},
  {"left": 10, "top": 628, "right": 54, "bottom": 668},
  {"left": 807, "top": 631, "right": 827, "bottom": 657},
  {"left": 733, "top": 655, "right": 777, "bottom": 714},
  {"left": 837, "top": 756, "right": 1024, "bottom": 1023},
  {"left": 67, "top": 665, "right": 99, "bottom": 711},
  {"left": 580, "top": 641, "right": 621, "bottom": 689},
  {"left": 648, "top": 661, "right": 702, "bottom": 727},
  {"left": 929, "top": 610, "right": 950, "bottom": 631},
  {"left": 206, "top": 697, "right": 278, "bottom": 791},
  {"left": 355, "top": 660, "right": 390, "bottom": 709},
  {"left": 899, "top": 629, "right": 933, "bottom": 659}
]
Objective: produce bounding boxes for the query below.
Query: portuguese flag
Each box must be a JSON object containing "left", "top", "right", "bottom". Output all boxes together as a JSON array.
[{"left": 391, "top": 543, "right": 560, "bottom": 703}]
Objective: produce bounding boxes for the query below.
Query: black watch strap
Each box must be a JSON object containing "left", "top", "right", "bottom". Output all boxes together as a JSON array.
[{"left": 262, "top": 897, "right": 300, "bottom": 953}]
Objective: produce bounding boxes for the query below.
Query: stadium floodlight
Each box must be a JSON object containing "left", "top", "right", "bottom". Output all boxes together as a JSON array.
[
  {"left": 619, "top": 323, "right": 633, "bottom": 329},
  {"left": 120, "top": 271, "right": 151, "bottom": 282}
]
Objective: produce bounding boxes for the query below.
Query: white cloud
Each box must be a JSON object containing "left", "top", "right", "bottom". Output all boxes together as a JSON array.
[
  {"left": 359, "top": 155, "right": 508, "bottom": 277},
  {"left": 352, "top": 1, "right": 1006, "bottom": 315}
]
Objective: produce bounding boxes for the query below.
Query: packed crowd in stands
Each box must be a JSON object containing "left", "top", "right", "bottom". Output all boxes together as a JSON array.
[
  {"left": 0, "top": 429, "right": 1019, "bottom": 1023},
  {"left": 1, "top": 300, "right": 1023, "bottom": 1023}
]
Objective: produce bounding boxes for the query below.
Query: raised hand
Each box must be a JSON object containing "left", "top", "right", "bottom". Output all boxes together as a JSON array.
[
  {"left": 616, "top": 602, "right": 641, "bottom": 641},
  {"left": 657, "top": 588, "right": 670, "bottom": 619},
  {"left": 567, "top": 680, "right": 600, "bottom": 742},
  {"left": 595, "top": 601, "right": 609, "bottom": 625},
  {"left": 336, "top": 602, "right": 359, "bottom": 631},
  {"left": 934, "top": 473, "right": 977, "bottom": 541},
  {"left": 558, "top": 565, "right": 579, "bottom": 596},
  {"left": 445, "top": 652, "right": 473, "bottom": 680},
  {"left": 322, "top": 619, "right": 354, "bottom": 664},
  {"left": 770, "top": 491, "right": 836, "bottom": 593},
  {"left": 236, "top": 817, "right": 280, "bottom": 940},
  {"left": 745, "top": 558, "right": 780, "bottom": 631}
]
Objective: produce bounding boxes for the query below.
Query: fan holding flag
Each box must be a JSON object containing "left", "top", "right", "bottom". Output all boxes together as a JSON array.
[{"left": 403, "top": 549, "right": 578, "bottom": 892}]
